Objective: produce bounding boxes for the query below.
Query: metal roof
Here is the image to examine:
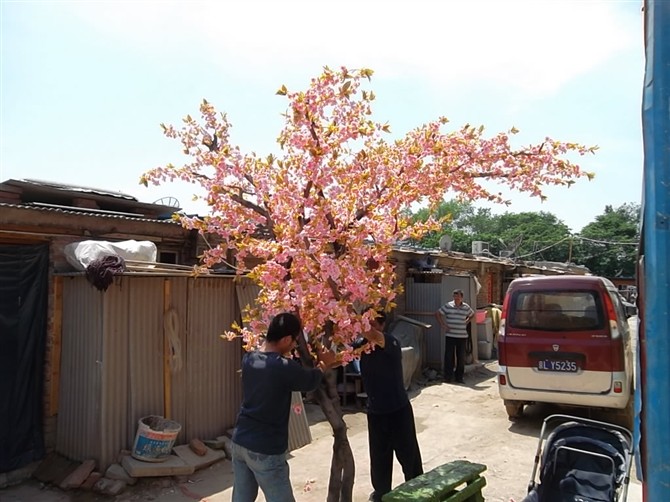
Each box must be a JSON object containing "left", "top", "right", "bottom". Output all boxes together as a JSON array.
[
  {"left": 0, "top": 202, "right": 180, "bottom": 223},
  {"left": 13, "top": 178, "right": 138, "bottom": 200},
  {"left": 0, "top": 178, "right": 182, "bottom": 215}
]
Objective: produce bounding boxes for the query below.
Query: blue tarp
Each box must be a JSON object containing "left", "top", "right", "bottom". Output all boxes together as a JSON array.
[{"left": 641, "top": 0, "right": 670, "bottom": 498}]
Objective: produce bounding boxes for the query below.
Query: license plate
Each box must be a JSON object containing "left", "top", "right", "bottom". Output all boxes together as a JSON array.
[{"left": 538, "top": 360, "right": 578, "bottom": 372}]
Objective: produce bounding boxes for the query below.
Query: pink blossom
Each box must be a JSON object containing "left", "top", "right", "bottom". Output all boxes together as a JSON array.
[{"left": 142, "top": 66, "right": 594, "bottom": 356}]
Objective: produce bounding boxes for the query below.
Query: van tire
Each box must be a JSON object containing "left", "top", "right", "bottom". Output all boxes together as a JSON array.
[{"left": 504, "top": 401, "right": 524, "bottom": 420}]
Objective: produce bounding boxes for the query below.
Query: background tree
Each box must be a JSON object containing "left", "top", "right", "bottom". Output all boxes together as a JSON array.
[
  {"left": 574, "top": 203, "right": 640, "bottom": 277},
  {"left": 412, "top": 203, "right": 572, "bottom": 261},
  {"left": 495, "top": 211, "right": 572, "bottom": 261},
  {"left": 409, "top": 200, "right": 476, "bottom": 251},
  {"left": 142, "top": 67, "right": 594, "bottom": 501}
]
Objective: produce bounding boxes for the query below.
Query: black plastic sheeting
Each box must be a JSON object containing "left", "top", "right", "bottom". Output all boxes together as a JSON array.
[{"left": 0, "top": 244, "right": 48, "bottom": 473}]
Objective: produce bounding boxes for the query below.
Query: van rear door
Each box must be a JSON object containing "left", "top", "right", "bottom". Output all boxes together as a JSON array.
[{"left": 503, "top": 289, "right": 613, "bottom": 394}]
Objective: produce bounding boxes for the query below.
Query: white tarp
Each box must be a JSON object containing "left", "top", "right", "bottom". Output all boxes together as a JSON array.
[{"left": 64, "top": 240, "right": 157, "bottom": 271}]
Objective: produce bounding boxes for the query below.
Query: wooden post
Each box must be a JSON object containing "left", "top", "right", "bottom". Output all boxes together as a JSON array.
[
  {"left": 48, "top": 276, "right": 63, "bottom": 416},
  {"left": 568, "top": 237, "right": 573, "bottom": 263},
  {"left": 163, "top": 278, "right": 172, "bottom": 419}
]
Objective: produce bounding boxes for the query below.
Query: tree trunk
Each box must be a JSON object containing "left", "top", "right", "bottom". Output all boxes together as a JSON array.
[
  {"left": 296, "top": 331, "right": 357, "bottom": 501},
  {"left": 314, "top": 370, "right": 357, "bottom": 502}
]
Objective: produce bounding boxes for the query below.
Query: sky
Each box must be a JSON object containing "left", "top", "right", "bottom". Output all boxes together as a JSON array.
[{"left": 1, "top": 0, "right": 645, "bottom": 233}]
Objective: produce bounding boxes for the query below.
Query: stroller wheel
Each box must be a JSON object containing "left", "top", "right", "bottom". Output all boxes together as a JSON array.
[{"left": 505, "top": 401, "right": 524, "bottom": 420}]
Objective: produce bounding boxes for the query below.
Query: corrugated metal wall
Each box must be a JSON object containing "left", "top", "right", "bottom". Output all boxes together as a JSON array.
[
  {"left": 56, "top": 274, "right": 242, "bottom": 469},
  {"left": 57, "top": 276, "right": 105, "bottom": 462},
  {"left": 124, "top": 276, "right": 166, "bottom": 453},
  {"left": 100, "top": 280, "right": 132, "bottom": 470},
  {"left": 404, "top": 273, "right": 475, "bottom": 371},
  {"left": 184, "top": 277, "right": 240, "bottom": 440},
  {"left": 405, "top": 276, "right": 444, "bottom": 369}
]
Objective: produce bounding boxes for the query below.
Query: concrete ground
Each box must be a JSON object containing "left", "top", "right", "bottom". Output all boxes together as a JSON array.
[{"left": 0, "top": 361, "right": 642, "bottom": 502}]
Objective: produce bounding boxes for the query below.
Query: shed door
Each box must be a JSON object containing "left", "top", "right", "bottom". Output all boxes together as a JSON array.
[{"left": 0, "top": 244, "right": 48, "bottom": 473}]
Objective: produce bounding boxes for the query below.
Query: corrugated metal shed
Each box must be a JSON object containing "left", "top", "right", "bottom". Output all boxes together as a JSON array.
[
  {"left": 56, "top": 274, "right": 242, "bottom": 469},
  {"left": 404, "top": 271, "right": 476, "bottom": 371}
]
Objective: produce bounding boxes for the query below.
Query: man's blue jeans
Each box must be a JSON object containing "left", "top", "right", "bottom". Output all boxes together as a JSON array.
[{"left": 231, "top": 441, "right": 295, "bottom": 502}]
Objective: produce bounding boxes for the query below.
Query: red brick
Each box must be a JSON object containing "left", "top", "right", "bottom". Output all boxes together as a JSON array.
[
  {"left": 60, "top": 459, "right": 96, "bottom": 490},
  {"left": 81, "top": 471, "right": 103, "bottom": 491},
  {"left": 189, "top": 438, "right": 208, "bottom": 456}
]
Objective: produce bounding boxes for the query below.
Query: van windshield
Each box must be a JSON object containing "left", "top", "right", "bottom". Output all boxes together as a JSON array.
[{"left": 509, "top": 290, "right": 604, "bottom": 331}]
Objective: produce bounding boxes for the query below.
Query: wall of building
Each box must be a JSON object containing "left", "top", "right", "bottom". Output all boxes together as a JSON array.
[
  {"left": 56, "top": 274, "right": 243, "bottom": 470},
  {"left": 0, "top": 206, "right": 222, "bottom": 456}
]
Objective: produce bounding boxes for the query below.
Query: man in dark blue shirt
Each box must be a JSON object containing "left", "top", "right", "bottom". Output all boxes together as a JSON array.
[
  {"left": 359, "top": 310, "right": 423, "bottom": 502},
  {"left": 231, "top": 312, "right": 336, "bottom": 502}
]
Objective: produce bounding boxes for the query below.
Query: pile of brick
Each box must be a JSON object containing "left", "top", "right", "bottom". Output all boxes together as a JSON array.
[{"left": 33, "top": 435, "right": 232, "bottom": 496}]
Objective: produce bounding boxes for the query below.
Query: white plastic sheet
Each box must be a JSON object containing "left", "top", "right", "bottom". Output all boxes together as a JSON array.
[{"left": 64, "top": 240, "right": 157, "bottom": 271}]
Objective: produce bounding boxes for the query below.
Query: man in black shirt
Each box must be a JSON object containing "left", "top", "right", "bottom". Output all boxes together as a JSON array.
[
  {"left": 231, "top": 312, "right": 337, "bottom": 502},
  {"left": 359, "top": 309, "right": 423, "bottom": 502}
]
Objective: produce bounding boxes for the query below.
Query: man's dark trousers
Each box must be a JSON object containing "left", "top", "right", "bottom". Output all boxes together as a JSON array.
[
  {"left": 367, "top": 403, "right": 423, "bottom": 499},
  {"left": 444, "top": 336, "right": 467, "bottom": 382}
]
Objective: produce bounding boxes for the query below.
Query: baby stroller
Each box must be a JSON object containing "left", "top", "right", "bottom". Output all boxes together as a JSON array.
[{"left": 521, "top": 414, "right": 634, "bottom": 502}]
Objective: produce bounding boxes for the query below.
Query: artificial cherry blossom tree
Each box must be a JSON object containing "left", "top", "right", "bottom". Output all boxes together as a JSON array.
[{"left": 142, "top": 66, "right": 595, "bottom": 501}]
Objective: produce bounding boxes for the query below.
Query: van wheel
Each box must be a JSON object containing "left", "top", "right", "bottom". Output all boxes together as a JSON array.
[{"left": 504, "top": 401, "right": 524, "bottom": 420}]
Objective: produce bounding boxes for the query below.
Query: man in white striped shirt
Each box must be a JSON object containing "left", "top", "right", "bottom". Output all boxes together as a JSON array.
[{"left": 435, "top": 289, "right": 474, "bottom": 383}]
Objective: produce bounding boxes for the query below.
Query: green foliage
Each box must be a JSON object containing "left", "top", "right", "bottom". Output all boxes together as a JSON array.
[
  {"left": 409, "top": 201, "right": 640, "bottom": 275},
  {"left": 411, "top": 201, "right": 476, "bottom": 252},
  {"left": 410, "top": 201, "right": 572, "bottom": 261},
  {"left": 573, "top": 203, "right": 640, "bottom": 277},
  {"left": 496, "top": 212, "right": 571, "bottom": 262}
]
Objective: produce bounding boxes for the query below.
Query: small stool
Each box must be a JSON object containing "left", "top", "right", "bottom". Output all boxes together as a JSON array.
[
  {"left": 342, "top": 371, "right": 363, "bottom": 407},
  {"left": 356, "top": 391, "right": 368, "bottom": 410}
]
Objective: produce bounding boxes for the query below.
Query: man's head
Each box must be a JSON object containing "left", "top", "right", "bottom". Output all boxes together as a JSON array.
[
  {"left": 452, "top": 289, "right": 464, "bottom": 306},
  {"left": 367, "top": 308, "right": 387, "bottom": 330},
  {"left": 266, "top": 313, "right": 302, "bottom": 347}
]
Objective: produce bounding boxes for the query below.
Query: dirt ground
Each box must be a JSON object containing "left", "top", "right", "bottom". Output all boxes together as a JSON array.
[{"left": 0, "top": 361, "right": 642, "bottom": 502}]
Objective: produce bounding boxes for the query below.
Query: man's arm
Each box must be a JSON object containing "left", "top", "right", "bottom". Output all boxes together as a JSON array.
[
  {"left": 361, "top": 327, "right": 385, "bottom": 348},
  {"left": 287, "top": 348, "right": 341, "bottom": 392},
  {"left": 466, "top": 304, "right": 475, "bottom": 323},
  {"left": 287, "top": 361, "right": 324, "bottom": 392},
  {"left": 315, "top": 347, "right": 339, "bottom": 372},
  {"left": 435, "top": 308, "right": 448, "bottom": 332}
]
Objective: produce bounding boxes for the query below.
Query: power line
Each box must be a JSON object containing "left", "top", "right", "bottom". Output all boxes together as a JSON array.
[
  {"left": 510, "top": 234, "right": 638, "bottom": 261},
  {"left": 513, "top": 236, "right": 572, "bottom": 259},
  {"left": 574, "top": 235, "right": 639, "bottom": 246}
]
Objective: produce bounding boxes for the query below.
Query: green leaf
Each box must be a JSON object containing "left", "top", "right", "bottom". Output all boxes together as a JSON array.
[{"left": 276, "top": 84, "right": 288, "bottom": 96}]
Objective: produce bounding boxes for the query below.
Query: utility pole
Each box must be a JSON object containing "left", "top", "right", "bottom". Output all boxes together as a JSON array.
[{"left": 567, "top": 236, "right": 573, "bottom": 263}]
